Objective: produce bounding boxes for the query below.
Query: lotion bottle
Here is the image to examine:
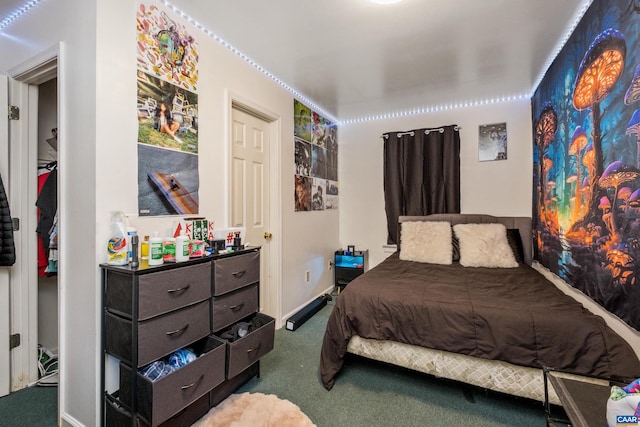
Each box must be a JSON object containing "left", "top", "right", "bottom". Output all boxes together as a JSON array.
[
  {"left": 149, "top": 232, "right": 164, "bottom": 266},
  {"left": 175, "top": 231, "right": 190, "bottom": 262}
]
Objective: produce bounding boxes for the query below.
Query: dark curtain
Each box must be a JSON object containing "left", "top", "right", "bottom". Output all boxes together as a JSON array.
[{"left": 383, "top": 125, "right": 460, "bottom": 244}]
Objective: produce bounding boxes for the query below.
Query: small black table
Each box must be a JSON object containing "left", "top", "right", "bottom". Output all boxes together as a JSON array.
[
  {"left": 544, "top": 367, "right": 630, "bottom": 427},
  {"left": 334, "top": 249, "right": 368, "bottom": 293}
]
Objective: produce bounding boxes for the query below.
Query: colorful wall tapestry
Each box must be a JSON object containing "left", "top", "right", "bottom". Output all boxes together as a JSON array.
[
  {"left": 294, "top": 100, "right": 338, "bottom": 211},
  {"left": 136, "top": 3, "right": 200, "bottom": 216},
  {"left": 532, "top": 0, "right": 640, "bottom": 330}
]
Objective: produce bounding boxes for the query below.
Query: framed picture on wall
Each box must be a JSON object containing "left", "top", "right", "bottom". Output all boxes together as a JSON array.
[{"left": 478, "top": 122, "right": 507, "bottom": 161}]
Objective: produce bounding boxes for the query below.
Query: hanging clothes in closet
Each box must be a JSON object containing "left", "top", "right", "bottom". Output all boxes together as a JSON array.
[
  {"left": 0, "top": 172, "right": 16, "bottom": 267},
  {"left": 37, "top": 162, "right": 57, "bottom": 275}
]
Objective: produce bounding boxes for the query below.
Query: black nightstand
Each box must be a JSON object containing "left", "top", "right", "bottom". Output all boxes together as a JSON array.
[{"left": 334, "top": 249, "right": 368, "bottom": 293}]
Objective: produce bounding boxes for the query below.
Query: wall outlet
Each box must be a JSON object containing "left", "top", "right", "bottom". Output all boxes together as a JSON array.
[
  {"left": 328, "top": 260, "right": 333, "bottom": 270},
  {"left": 305, "top": 270, "right": 310, "bottom": 282}
]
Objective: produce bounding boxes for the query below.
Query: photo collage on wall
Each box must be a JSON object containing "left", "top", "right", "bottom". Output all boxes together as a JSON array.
[
  {"left": 294, "top": 100, "right": 338, "bottom": 211},
  {"left": 136, "top": 2, "right": 200, "bottom": 216}
]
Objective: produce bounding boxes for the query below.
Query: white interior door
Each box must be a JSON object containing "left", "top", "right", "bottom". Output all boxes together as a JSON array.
[
  {"left": 7, "top": 77, "right": 39, "bottom": 391},
  {"left": 0, "top": 75, "right": 10, "bottom": 397},
  {"left": 231, "top": 107, "right": 273, "bottom": 316}
]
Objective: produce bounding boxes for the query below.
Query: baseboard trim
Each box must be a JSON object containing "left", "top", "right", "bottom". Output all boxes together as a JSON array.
[{"left": 60, "top": 411, "right": 84, "bottom": 427}]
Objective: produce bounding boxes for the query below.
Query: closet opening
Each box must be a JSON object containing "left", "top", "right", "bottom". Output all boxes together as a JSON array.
[
  {"left": 35, "top": 77, "right": 59, "bottom": 387},
  {"left": 6, "top": 47, "right": 61, "bottom": 402}
]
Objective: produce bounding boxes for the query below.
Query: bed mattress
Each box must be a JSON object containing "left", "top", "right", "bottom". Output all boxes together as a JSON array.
[
  {"left": 346, "top": 335, "right": 614, "bottom": 404},
  {"left": 320, "top": 253, "right": 640, "bottom": 391}
]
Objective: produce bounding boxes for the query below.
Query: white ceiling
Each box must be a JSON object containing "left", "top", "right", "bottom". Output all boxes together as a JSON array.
[
  {"left": 172, "top": 0, "right": 590, "bottom": 122},
  {"left": 1, "top": 0, "right": 591, "bottom": 122}
]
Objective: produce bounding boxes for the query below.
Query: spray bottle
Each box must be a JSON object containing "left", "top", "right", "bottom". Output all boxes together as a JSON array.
[{"left": 107, "top": 211, "right": 128, "bottom": 265}]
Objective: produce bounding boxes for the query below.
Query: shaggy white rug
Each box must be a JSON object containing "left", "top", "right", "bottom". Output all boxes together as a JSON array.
[{"left": 192, "top": 392, "right": 316, "bottom": 427}]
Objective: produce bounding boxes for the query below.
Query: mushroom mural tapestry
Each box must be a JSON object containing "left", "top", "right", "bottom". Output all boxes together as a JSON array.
[{"left": 531, "top": 0, "right": 640, "bottom": 330}]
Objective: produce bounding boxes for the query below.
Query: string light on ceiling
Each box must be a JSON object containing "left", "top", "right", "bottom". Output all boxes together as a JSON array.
[
  {"left": 158, "top": 0, "right": 338, "bottom": 124},
  {"left": 0, "top": 0, "right": 44, "bottom": 32},
  {"left": 339, "top": 94, "right": 531, "bottom": 125},
  {"left": 530, "top": 0, "right": 593, "bottom": 97},
  {"left": 2, "top": 0, "right": 594, "bottom": 125}
]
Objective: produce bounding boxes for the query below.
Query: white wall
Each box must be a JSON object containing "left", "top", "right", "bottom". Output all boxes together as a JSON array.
[
  {"left": 1, "top": 0, "right": 338, "bottom": 424},
  {"left": 339, "top": 99, "right": 533, "bottom": 267},
  {"left": 1, "top": 0, "right": 98, "bottom": 425}
]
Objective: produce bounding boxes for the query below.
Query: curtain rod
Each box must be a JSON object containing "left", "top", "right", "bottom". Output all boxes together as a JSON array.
[{"left": 381, "top": 125, "right": 461, "bottom": 139}]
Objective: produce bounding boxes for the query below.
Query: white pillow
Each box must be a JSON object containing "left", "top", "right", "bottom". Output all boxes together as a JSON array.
[
  {"left": 453, "top": 223, "right": 518, "bottom": 268},
  {"left": 400, "top": 221, "right": 452, "bottom": 265}
]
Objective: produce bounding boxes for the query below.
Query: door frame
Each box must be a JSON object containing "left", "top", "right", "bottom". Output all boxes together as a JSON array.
[
  {"left": 225, "top": 90, "right": 282, "bottom": 328},
  {"left": 6, "top": 44, "right": 62, "bottom": 395},
  {"left": 0, "top": 75, "right": 10, "bottom": 397}
]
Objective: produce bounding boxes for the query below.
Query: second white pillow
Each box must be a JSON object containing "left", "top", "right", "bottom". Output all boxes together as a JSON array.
[{"left": 453, "top": 223, "right": 518, "bottom": 268}]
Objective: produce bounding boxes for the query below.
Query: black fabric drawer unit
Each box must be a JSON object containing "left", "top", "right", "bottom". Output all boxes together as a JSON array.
[
  {"left": 212, "top": 251, "right": 260, "bottom": 296},
  {"left": 221, "top": 312, "right": 275, "bottom": 379},
  {"left": 106, "top": 300, "right": 211, "bottom": 367},
  {"left": 105, "top": 391, "right": 211, "bottom": 427},
  {"left": 119, "top": 335, "right": 226, "bottom": 426},
  {"left": 105, "top": 262, "right": 211, "bottom": 320},
  {"left": 211, "top": 283, "right": 259, "bottom": 332}
]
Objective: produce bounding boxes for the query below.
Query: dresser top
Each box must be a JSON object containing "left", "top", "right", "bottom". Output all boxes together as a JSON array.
[{"left": 100, "top": 247, "right": 260, "bottom": 274}]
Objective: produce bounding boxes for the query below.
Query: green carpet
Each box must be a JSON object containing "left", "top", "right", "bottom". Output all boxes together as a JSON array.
[
  {"left": 239, "top": 300, "right": 547, "bottom": 427},
  {"left": 0, "top": 384, "right": 58, "bottom": 426},
  {"left": 0, "top": 300, "right": 550, "bottom": 426}
]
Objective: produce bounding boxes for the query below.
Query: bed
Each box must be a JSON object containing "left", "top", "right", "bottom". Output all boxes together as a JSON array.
[{"left": 320, "top": 214, "right": 640, "bottom": 404}]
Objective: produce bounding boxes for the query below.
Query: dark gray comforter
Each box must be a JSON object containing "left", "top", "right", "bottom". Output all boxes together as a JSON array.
[{"left": 320, "top": 253, "right": 640, "bottom": 390}]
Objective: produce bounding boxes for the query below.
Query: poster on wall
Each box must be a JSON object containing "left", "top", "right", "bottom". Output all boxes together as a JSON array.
[
  {"left": 325, "top": 180, "right": 339, "bottom": 210},
  {"left": 312, "top": 178, "right": 326, "bottom": 210},
  {"left": 136, "top": 3, "right": 199, "bottom": 92},
  {"left": 294, "top": 100, "right": 312, "bottom": 143},
  {"left": 294, "top": 100, "right": 338, "bottom": 211},
  {"left": 478, "top": 122, "right": 507, "bottom": 161},
  {"left": 136, "top": 3, "right": 200, "bottom": 216},
  {"left": 294, "top": 175, "right": 311, "bottom": 212},
  {"left": 531, "top": 0, "right": 640, "bottom": 330}
]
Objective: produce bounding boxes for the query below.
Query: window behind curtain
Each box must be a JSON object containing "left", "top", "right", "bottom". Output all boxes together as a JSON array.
[{"left": 383, "top": 125, "right": 461, "bottom": 244}]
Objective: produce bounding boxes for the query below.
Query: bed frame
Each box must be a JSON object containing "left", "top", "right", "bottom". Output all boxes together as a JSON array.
[{"left": 345, "top": 214, "right": 606, "bottom": 404}]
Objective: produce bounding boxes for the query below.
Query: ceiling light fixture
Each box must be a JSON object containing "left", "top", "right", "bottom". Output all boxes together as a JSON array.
[{"left": 369, "top": 0, "right": 403, "bottom": 4}]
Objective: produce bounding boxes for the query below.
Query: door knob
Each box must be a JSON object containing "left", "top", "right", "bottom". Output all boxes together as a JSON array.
[{"left": 263, "top": 232, "right": 272, "bottom": 240}]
